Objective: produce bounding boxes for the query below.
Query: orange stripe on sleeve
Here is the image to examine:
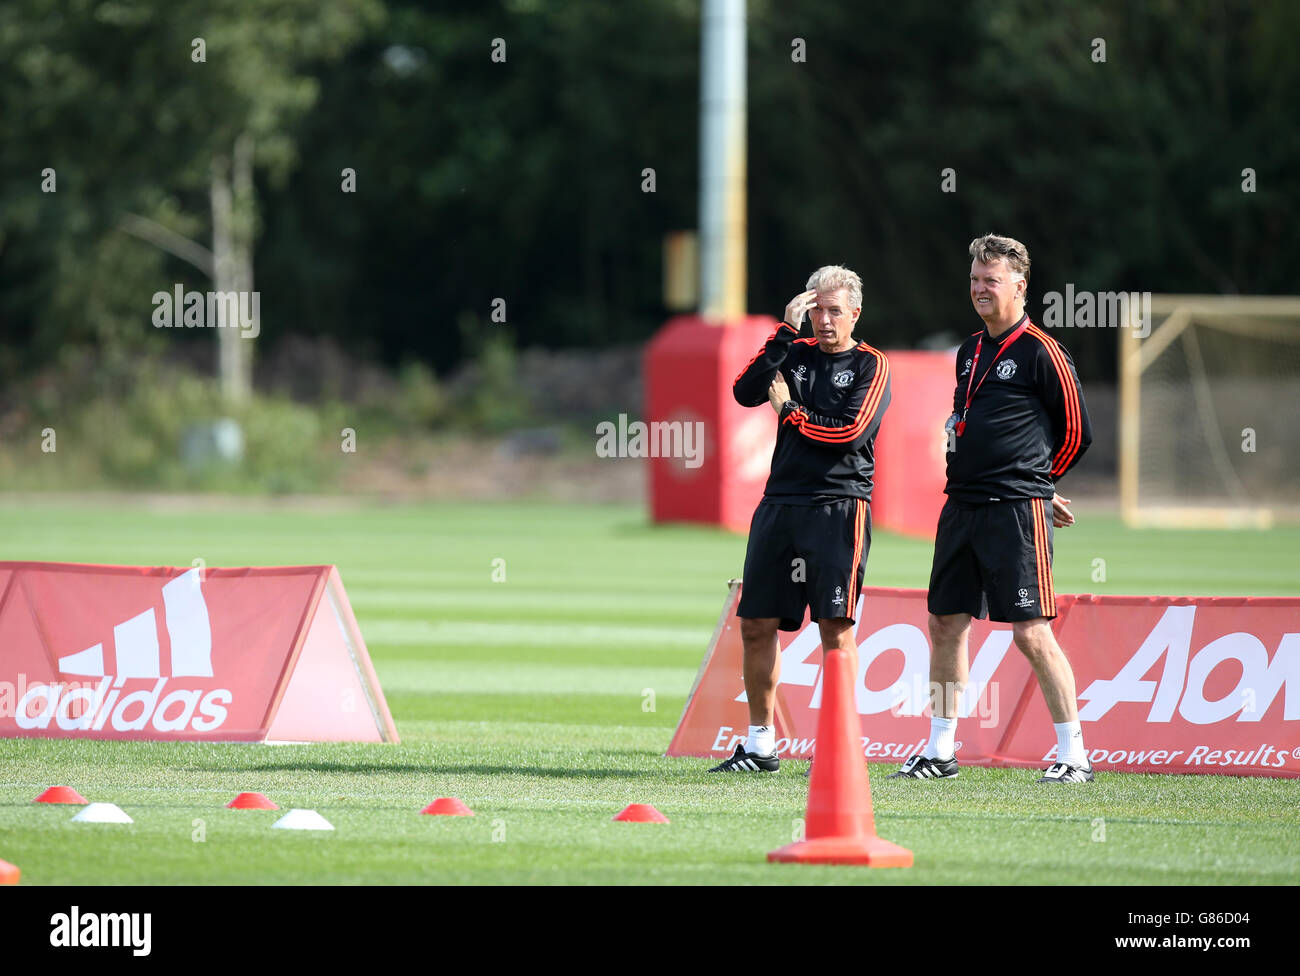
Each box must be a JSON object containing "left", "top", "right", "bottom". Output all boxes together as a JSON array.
[
  {"left": 1028, "top": 328, "right": 1077, "bottom": 428},
  {"left": 733, "top": 332, "right": 777, "bottom": 386},
  {"left": 1029, "top": 327, "right": 1081, "bottom": 473},
  {"left": 789, "top": 349, "right": 890, "bottom": 444},
  {"left": 732, "top": 323, "right": 798, "bottom": 386},
  {"left": 1029, "top": 328, "right": 1080, "bottom": 465},
  {"left": 1027, "top": 326, "right": 1082, "bottom": 476}
]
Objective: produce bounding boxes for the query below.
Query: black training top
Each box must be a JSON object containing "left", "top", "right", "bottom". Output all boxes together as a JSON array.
[
  {"left": 945, "top": 313, "right": 1092, "bottom": 503},
  {"left": 733, "top": 321, "right": 891, "bottom": 504}
]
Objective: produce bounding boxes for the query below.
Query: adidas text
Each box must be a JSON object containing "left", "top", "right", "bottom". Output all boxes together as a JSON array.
[{"left": 15, "top": 676, "right": 232, "bottom": 733}]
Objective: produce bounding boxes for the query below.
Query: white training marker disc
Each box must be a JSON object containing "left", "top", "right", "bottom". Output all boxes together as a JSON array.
[
  {"left": 71, "top": 802, "right": 133, "bottom": 824},
  {"left": 271, "top": 808, "right": 334, "bottom": 831}
]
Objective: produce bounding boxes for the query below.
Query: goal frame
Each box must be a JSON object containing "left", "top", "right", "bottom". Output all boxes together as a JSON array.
[{"left": 1118, "top": 294, "right": 1300, "bottom": 529}]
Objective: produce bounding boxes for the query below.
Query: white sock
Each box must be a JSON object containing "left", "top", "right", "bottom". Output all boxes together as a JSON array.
[
  {"left": 923, "top": 716, "right": 956, "bottom": 760},
  {"left": 1055, "top": 720, "right": 1087, "bottom": 766},
  {"left": 746, "top": 725, "right": 775, "bottom": 756}
]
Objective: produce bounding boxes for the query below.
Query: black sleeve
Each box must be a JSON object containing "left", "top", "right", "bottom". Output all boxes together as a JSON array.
[
  {"left": 952, "top": 337, "right": 976, "bottom": 415},
  {"left": 1036, "top": 340, "right": 1093, "bottom": 479},
  {"left": 732, "top": 322, "right": 800, "bottom": 407}
]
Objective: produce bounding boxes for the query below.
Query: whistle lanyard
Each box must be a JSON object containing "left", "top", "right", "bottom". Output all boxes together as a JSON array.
[{"left": 955, "top": 318, "right": 1030, "bottom": 436}]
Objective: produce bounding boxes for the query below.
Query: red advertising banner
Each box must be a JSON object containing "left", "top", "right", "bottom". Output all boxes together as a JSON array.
[
  {"left": 0, "top": 562, "right": 398, "bottom": 743},
  {"left": 668, "top": 584, "right": 1300, "bottom": 777}
]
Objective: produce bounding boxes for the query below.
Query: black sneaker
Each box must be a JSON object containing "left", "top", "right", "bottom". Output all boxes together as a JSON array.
[
  {"left": 1036, "top": 760, "right": 1095, "bottom": 783},
  {"left": 708, "top": 742, "right": 779, "bottom": 773},
  {"left": 887, "top": 754, "right": 959, "bottom": 779}
]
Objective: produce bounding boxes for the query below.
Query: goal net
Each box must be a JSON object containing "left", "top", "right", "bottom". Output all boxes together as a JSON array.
[{"left": 1119, "top": 295, "right": 1300, "bottom": 528}]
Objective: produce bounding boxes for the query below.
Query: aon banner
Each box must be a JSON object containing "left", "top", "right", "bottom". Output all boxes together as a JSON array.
[
  {"left": 0, "top": 562, "right": 398, "bottom": 743},
  {"left": 668, "top": 583, "right": 1300, "bottom": 778}
]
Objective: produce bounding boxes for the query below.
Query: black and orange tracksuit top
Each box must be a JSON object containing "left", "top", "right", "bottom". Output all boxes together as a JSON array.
[
  {"left": 733, "top": 321, "right": 891, "bottom": 504},
  {"left": 946, "top": 313, "right": 1092, "bottom": 503}
]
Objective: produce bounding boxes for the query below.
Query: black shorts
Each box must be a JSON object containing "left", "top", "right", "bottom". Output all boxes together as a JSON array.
[
  {"left": 738, "top": 498, "right": 871, "bottom": 632},
  {"left": 927, "top": 496, "right": 1057, "bottom": 623}
]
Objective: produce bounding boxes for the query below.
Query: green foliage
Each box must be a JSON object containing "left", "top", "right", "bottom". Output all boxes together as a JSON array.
[
  {"left": 0, "top": 0, "right": 384, "bottom": 375},
  {"left": 394, "top": 359, "right": 446, "bottom": 428},
  {"left": 746, "top": 0, "right": 1300, "bottom": 380},
  {"left": 456, "top": 321, "right": 530, "bottom": 433},
  {"left": 3, "top": 352, "right": 345, "bottom": 492},
  {"left": 2, "top": 0, "right": 1298, "bottom": 391},
  {"left": 255, "top": 0, "right": 699, "bottom": 373}
]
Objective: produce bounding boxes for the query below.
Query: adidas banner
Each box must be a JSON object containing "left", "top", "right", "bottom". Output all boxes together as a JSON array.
[
  {"left": 669, "top": 583, "right": 1300, "bottom": 778},
  {"left": 0, "top": 562, "right": 398, "bottom": 743}
]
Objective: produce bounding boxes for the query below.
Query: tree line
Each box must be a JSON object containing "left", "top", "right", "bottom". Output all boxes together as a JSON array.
[{"left": 1, "top": 0, "right": 1294, "bottom": 393}]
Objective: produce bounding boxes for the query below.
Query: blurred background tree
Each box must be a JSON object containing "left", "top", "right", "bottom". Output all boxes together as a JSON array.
[
  {"left": 0, "top": 0, "right": 1295, "bottom": 404},
  {"left": 0, "top": 0, "right": 382, "bottom": 399}
]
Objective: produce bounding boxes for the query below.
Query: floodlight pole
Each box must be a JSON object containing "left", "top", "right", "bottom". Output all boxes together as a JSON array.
[{"left": 699, "top": 0, "right": 747, "bottom": 323}]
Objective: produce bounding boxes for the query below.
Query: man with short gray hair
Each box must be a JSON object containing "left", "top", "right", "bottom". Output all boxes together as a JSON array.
[
  {"left": 890, "top": 233, "right": 1096, "bottom": 784},
  {"left": 710, "top": 265, "right": 890, "bottom": 772}
]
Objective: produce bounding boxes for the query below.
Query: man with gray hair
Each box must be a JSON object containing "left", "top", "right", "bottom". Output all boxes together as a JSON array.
[
  {"left": 710, "top": 265, "right": 891, "bottom": 772},
  {"left": 890, "top": 233, "right": 1095, "bottom": 784}
]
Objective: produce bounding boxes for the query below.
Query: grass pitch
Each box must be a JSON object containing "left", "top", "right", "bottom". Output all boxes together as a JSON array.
[{"left": 0, "top": 498, "right": 1297, "bottom": 885}]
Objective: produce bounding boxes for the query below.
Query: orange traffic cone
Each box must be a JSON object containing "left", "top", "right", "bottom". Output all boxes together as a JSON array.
[
  {"left": 768, "top": 647, "right": 912, "bottom": 866},
  {"left": 0, "top": 859, "right": 18, "bottom": 884}
]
